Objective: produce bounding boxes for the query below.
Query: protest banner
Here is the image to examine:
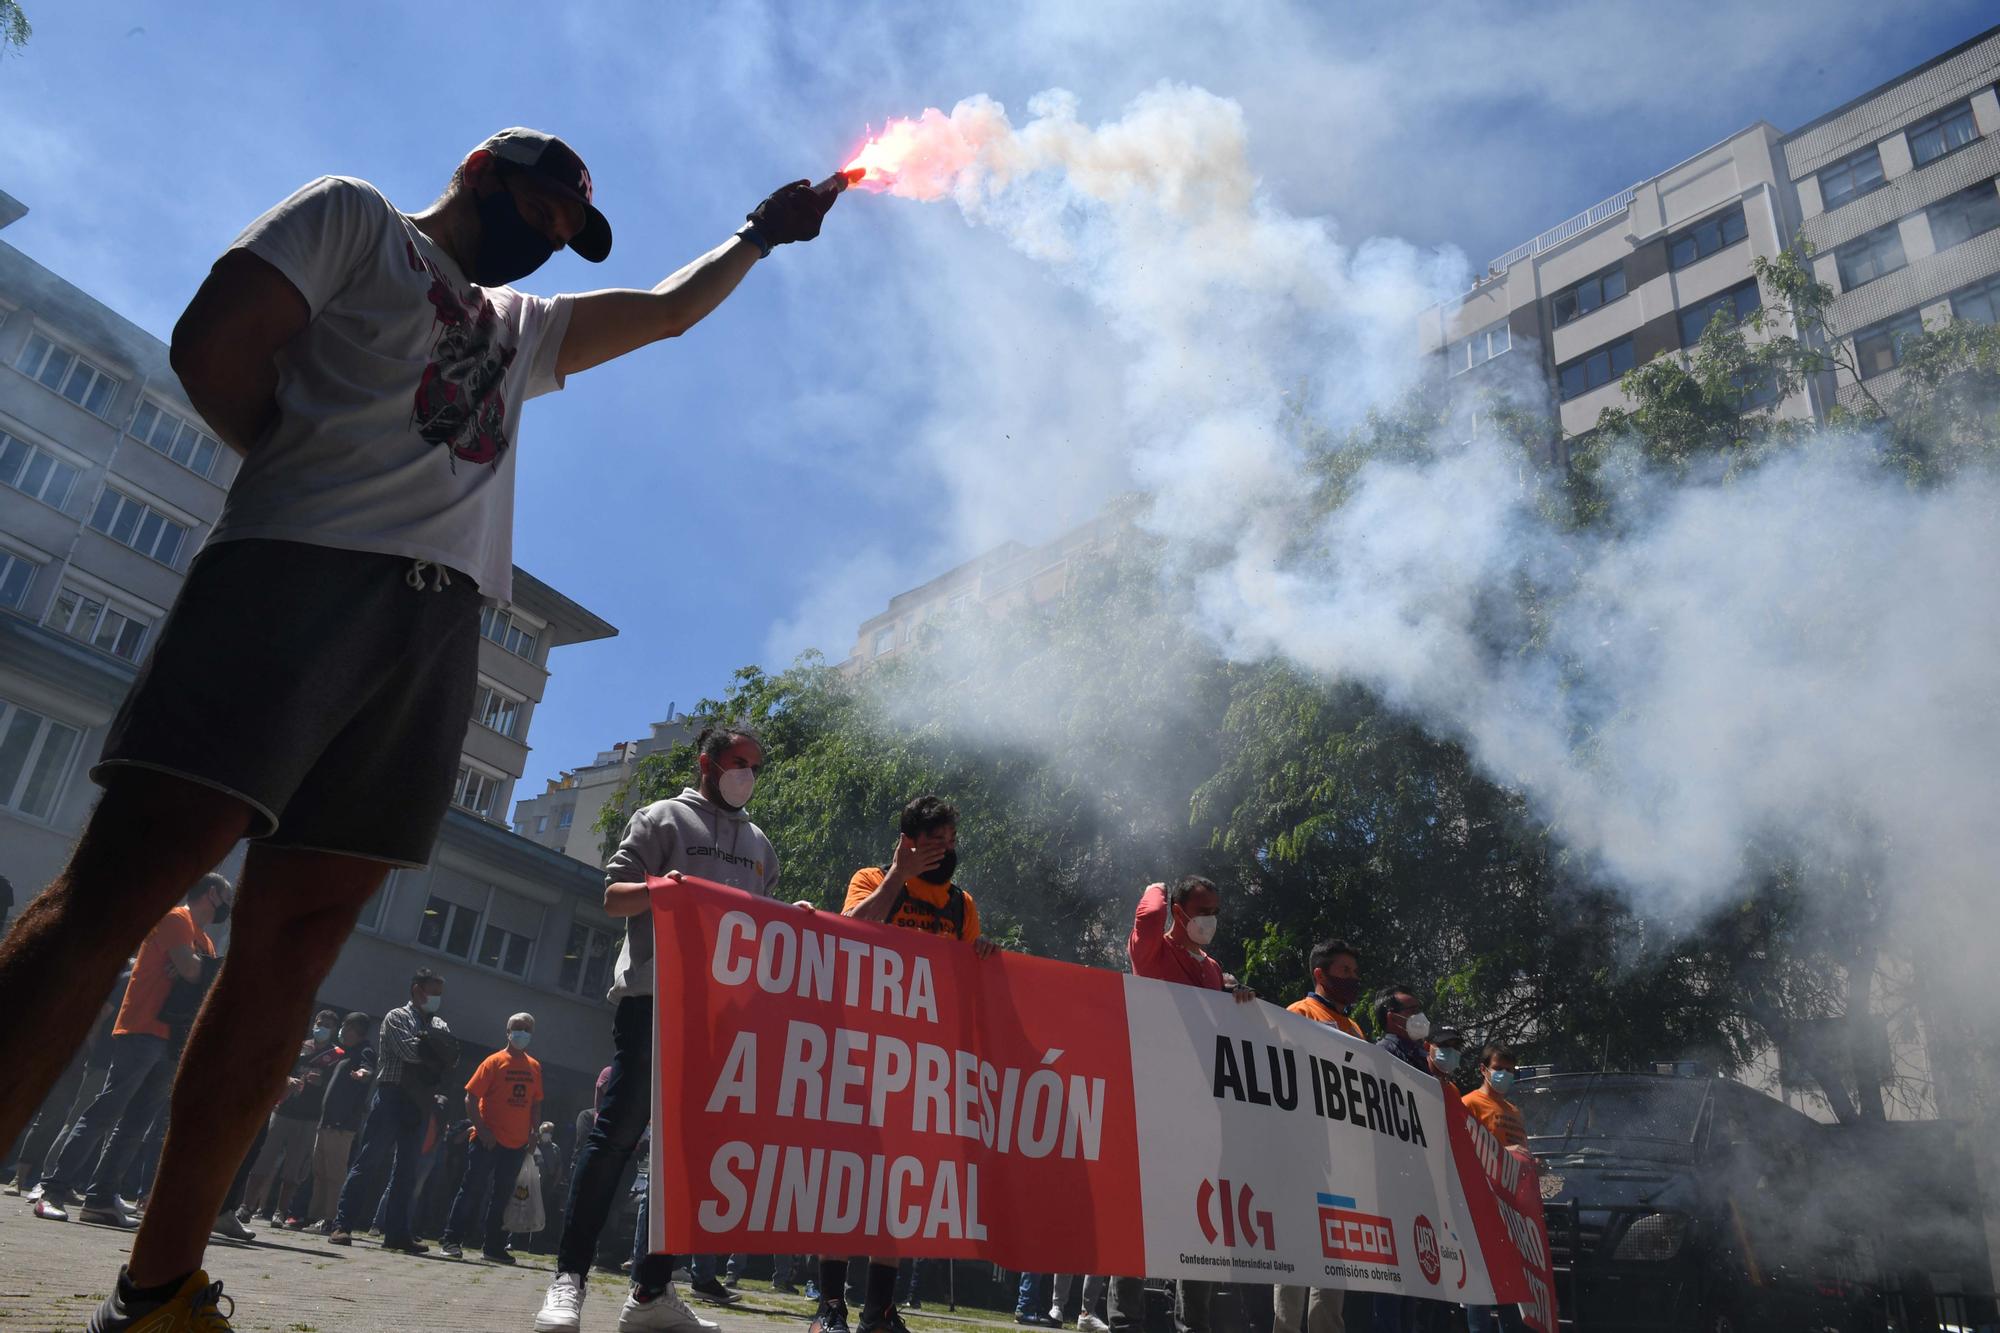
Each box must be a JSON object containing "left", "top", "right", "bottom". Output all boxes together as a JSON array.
[{"left": 650, "top": 876, "right": 1554, "bottom": 1329}]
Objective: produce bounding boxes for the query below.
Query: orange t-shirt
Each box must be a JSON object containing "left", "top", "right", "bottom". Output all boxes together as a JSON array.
[
  {"left": 1286, "top": 993, "right": 1365, "bottom": 1039},
  {"left": 465, "top": 1048, "right": 543, "bottom": 1149},
  {"left": 845, "top": 867, "right": 981, "bottom": 941},
  {"left": 115, "top": 906, "right": 213, "bottom": 1040},
  {"left": 1462, "top": 1085, "right": 1527, "bottom": 1148}
]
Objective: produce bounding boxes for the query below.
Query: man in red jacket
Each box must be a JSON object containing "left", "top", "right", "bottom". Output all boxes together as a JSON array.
[{"left": 1111, "top": 877, "right": 1258, "bottom": 1333}]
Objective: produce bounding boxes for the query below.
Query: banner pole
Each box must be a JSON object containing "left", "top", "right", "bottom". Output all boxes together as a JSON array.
[{"left": 948, "top": 1259, "right": 956, "bottom": 1313}]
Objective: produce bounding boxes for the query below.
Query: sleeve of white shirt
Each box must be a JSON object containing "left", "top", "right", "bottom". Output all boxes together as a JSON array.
[
  {"left": 510, "top": 291, "right": 576, "bottom": 402},
  {"left": 228, "top": 176, "right": 383, "bottom": 317}
]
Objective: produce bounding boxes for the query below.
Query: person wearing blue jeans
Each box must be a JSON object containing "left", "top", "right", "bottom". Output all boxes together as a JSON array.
[
  {"left": 34, "top": 1032, "right": 174, "bottom": 1223},
  {"left": 333, "top": 1080, "right": 424, "bottom": 1247},
  {"left": 441, "top": 1132, "right": 527, "bottom": 1260},
  {"left": 1017, "top": 1274, "right": 1055, "bottom": 1326}
]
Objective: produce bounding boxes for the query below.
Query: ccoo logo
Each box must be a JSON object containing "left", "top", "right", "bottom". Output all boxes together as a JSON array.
[
  {"left": 1413, "top": 1214, "right": 1441, "bottom": 1285},
  {"left": 1196, "top": 1178, "right": 1275, "bottom": 1251}
]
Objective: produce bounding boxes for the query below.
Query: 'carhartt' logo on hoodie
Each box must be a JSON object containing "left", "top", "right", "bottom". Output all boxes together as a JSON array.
[{"left": 686, "top": 845, "right": 764, "bottom": 875}]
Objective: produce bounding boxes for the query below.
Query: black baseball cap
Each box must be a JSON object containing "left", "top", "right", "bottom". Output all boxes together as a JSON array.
[{"left": 477, "top": 127, "right": 612, "bottom": 262}]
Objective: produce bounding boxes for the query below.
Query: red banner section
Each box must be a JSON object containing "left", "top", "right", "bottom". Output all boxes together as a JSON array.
[{"left": 651, "top": 876, "right": 1147, "bottom": 1276}]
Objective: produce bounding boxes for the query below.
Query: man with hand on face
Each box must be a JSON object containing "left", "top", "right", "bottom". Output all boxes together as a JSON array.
[
  {"left": 1110, "top": 876, "right": 1257, "bottom": 1333},
  {"left": 0, "top": 124, "right": 842, "bottom": 1333},
  {"left": 808, "top": 797, "right": 996, "bottom": 1333},
  {"left": 541, "top": 724, "right": 811, "bottom": 1333}
]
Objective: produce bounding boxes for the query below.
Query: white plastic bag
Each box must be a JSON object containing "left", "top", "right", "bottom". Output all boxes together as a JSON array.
[{"left": 504, "top": 1149, "right": 545, "bottom": 1235}]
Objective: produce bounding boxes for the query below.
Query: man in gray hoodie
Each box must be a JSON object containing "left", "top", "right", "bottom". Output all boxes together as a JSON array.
[{"left": 536, "top": 724, "right": 809, "bottom": 1333}]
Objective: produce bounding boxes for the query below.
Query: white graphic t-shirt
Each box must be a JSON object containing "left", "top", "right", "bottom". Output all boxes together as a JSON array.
[{"left": 205, "top": 175, "right": 574, "bottom": 601}]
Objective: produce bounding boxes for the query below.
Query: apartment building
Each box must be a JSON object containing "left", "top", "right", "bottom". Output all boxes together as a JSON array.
[
  {"left": 0, "top": 190, "right": 623, "bottom": 1114},
  {"left": 512, "top": 709, "right": 698, "bottom": 865},
  {"left": 1422, "top": 23, "right": 2000, "bottom": 440},
  {"left": 843, "top": 507, "right": 1132, "bottom": 669}
]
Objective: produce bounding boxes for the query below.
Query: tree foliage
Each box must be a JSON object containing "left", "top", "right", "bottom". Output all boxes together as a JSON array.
[
  {"left": 0, "top": 1, "right": 28, "bottom": 55},
  {"left": 599, "top": 242, "right": 1997, "bottom": 1120}
]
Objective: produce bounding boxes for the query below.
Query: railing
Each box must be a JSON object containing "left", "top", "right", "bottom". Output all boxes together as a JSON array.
[{"left": 1488, "top": 186, "right": 1639, "bottom": 274}]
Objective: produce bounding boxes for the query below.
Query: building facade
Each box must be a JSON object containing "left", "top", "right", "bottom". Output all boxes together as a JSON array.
[
  {"left": 512, "top": 709, "right": 698, "bottom": 865},
  {"left": 842, "top": 508, "right": 1132, "bottom": 669},
  {"left": 0, "top": 191, "right": 622, "bottom": 1119},
  {"left": 1422, "top": 24, "right": 2000, "bottom": 441}
]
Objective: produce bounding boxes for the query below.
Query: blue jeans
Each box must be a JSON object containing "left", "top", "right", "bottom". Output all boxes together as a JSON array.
[
  {"left": 1018, "top": 1274, "right": 1051, "bottom": 1318},
  {"left": 333, "top": 1082, "right": 423, "bottom": 1242},
  {"left": 558, "top": 998, "right": 676, "bottom": 1286},
  {"left": 443, "top": 1136, "right": 528, "bottom": 1251},
  {"left": 897, "top": 1258, "right": 924, "bottom": 1304},
  {"left": 42, "top": 1034, "right": 171, "bottom": 1202}
]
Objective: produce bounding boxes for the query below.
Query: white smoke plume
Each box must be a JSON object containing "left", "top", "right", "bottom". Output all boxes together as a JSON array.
[{"left": 847, "top": 88, "right": 2000, "bottom": 1034}]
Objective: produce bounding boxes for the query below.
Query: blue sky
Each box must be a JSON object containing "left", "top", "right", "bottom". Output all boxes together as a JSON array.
[{"left": 2, "top": 1, "right": 1993, "bottom": 799}]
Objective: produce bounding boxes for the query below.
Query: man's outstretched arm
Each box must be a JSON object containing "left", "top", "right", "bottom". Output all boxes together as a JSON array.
[{"left": 555, "top": 179, "right": 833, "bottom": 378}]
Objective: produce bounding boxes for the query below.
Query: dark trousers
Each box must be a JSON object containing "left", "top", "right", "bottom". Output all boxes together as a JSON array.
[
  {"left": 333, "top": 1082, "right": 423, "bottom": 1242},
  {"left": 16, "top": 1058, "right": 110, "bottom": 1186},
  {"left": 44, "top": 1034, "right": 171, "bottom": 1202},
  {"left": 1465, "top": 1304, "right": 1527, "bottom": 1332},
  {"left": 1018, "top": 1273, "right": 1052, "bottom": 1317},
  {"left": 1111, "top": 1278, "right": 1221, "bottom": 1333},
  {"left": 557, "top": 997, "right": 677, "bottom": 1286},
  {"left": 444, "top": 1137, "right": 528, "bottom": 1251}
]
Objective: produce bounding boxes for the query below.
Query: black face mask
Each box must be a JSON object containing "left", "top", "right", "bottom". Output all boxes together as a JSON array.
[
  {"left": 923, "top": 849, "right": 958, "bottom": 884},
  {"left": 209, "top": 893, "right": 232, "bottom": 926},
  {"left": 473, "top": 183, "right": 557, "bottom": 286}
]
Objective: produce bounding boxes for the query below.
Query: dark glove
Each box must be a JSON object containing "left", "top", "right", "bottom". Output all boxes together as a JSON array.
[{"left": 743, "top": 180, "right": 831, "bottom": 249}]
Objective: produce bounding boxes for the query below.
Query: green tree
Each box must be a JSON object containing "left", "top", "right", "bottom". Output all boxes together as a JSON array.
[{"left": 0, "top": 1, "right": 28, "bottom": 54}]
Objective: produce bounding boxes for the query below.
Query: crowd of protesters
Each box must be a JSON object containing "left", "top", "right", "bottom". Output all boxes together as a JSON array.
[{"left": 2, "top": 722, "right": 1533, "bottom": 1333}]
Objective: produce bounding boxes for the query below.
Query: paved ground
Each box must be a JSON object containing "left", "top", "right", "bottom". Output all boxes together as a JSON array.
[{"left": 0, "top": 1209, "right": 1023, "bottom": 1333}]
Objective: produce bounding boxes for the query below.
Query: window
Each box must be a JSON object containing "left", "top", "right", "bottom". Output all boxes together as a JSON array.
[
  {"left": 871, "top": 625, "right": 897, "bottom": 657},
  {"left": 0, "top": 550, "right": 37, "bottom": 610},
  {"left": 1446, "top": 317, "right": 1512, "bottom": 374},
  {"left": 1679, "top": 279, "right": 1762, "bottom": 347},
  {"left": 535, "top": 813, "right": 549, "bottom": 834},
  {"left": 1854, "top": 310, "right": 1925, "bottom": 379},
  {"left": 1816, "top": 146, "right": 1886, "bottom": 211},
  {"left": 1907, "top": 100, "right": 1978, "bottom": 168},
  {"left": 473, "top": 683, "right": 522, "bottom": 738},
  {"left": 1668, "top": 205, "right": 1748, "bottom": 269},
  {"left": 1551, "top": 264, "right": 1629, "bottom": 327},
  {"left": 128, "top": 401, "right": 222, "bottom": 480},
  {"left": 13, "top": 332, "right": 123, "bottom": 420},
  {"left": 88, "top": 490, "right": 190, "bottom": 567},
  {"left": 558, "top": 920, "right": 619, "bottom": 998},
  {"left": 1556, "top": 337, "right": 1636, "bottom": 401},
  {"left": 416, "top": 894, "right": 482, "bottom": 959},
  {"left": 47, "top": 583, "right": 150, "bottom": 661},
  {"left": 478, "top": 606, "right": 539, "bottom": 660},
  {"left": 477, "top": 923, "right": 533, "bottom": 978},
  {"left": 1951, "top": 273, "right": 2000, "bottom": 324},
  {"left": 1926, "top": 180, "right": 2000, "bottom": 251},
  {"left": 453, "top": 764, "right": 502, "bottom": 817},
  {"left": 0, "top": 431, "right": 81, "bottom": 511},
  {"left": 1835, "top": 222, "right": 1908, "bottom": 290},
  {"left": 0, "top": 695, "right": 81, "bottom": 820},
  {"left": 557, "top": 806, "right": 574, "bottom": 830}
]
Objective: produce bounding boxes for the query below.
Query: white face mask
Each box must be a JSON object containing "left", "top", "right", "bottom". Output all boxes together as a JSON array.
[
  {"left": 717, "top": 767, "right": 757, "bottom": 809},
  {"left": 1184, "top": 913, "right": 1218, "bottom": 947},
  {"left": 1403, "top": 1011, "right": 1432, "bottom": 1042}
]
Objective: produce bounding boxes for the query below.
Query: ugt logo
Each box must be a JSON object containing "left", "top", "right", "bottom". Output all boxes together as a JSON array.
[
  {"left": 1413, "top": 1214, "right": 1442, "bottom": 1285},
  {"left": 1196, "top": 1178, "right": 1275, "bottom": 1251}
]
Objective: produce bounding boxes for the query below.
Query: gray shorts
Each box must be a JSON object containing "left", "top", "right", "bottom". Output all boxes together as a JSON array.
[{"left": 94, "top": 538, "right": 481, "bottom": 866}]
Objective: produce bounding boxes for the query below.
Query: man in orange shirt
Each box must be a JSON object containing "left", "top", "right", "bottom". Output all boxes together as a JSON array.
[
  {"left": 817, "top": 796, "right": 996, "bottom": 1333},
  {"left": 1275, "top": 937, "right": 1362, "bottom": 1333},
  {"left": 440, "top": 1012, "right": 542, "bottom": 1264},
  {"left": 1285, "top": 938, "right": 1365, "bottom": 1039},
  {"left": 34, "top": 875, "right": 230, "bottom": 1225},
  {"left": 1459, "top": 1046, "right": 1525, "bottom": 1149}
]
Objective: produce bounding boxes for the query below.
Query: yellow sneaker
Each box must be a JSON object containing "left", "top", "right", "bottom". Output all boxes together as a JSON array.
[{"left": 86, "top": 1269, "right": 234, "bottom": 1331}]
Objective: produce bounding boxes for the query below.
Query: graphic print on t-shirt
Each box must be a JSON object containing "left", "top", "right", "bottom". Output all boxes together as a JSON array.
[{"left": 405, "top": 238, "right": 518, "bottom": 468}]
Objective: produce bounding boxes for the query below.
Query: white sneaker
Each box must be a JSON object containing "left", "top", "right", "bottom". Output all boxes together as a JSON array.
[
  {"left": 535, "top": 1273, "right": 587, "bottom": 1333},
  {"left": 1050, "top": 1306, "right": 1066, "bottom": 1326},
  {"left": 619, "top": 1283, "right": 722, "bottom": 1333},
  {"left": 1079, "top": 1316, "right": 1111, "bottom": 1333}
]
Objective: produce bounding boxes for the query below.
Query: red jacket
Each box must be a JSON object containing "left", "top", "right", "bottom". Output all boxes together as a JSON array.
[{"left": 1127, "top": 882, "right": 1224, "bottom": 990}]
